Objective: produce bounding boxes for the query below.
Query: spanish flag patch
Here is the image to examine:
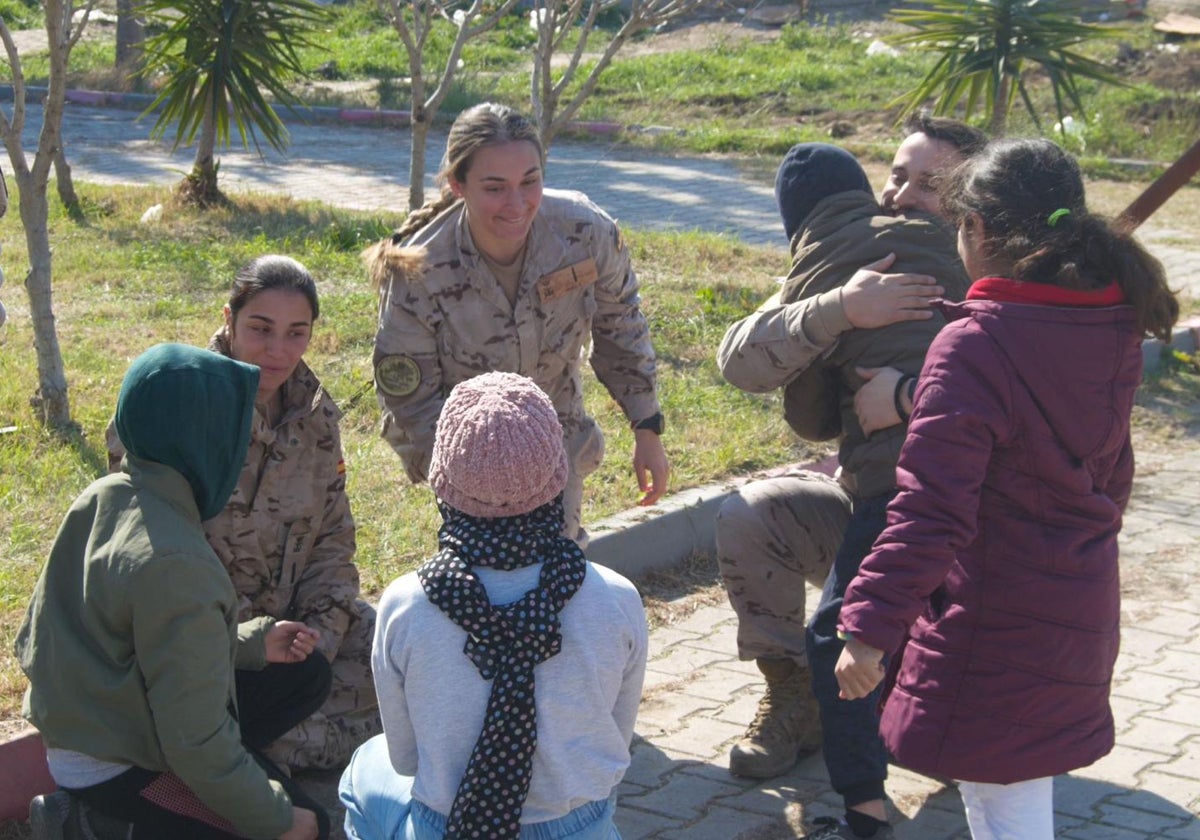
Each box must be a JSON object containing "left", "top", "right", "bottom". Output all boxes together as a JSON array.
[{"left": 337, "top": 459, "right": 346, "bottom": 476}]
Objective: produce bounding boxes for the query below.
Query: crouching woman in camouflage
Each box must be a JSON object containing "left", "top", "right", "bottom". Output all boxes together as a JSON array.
[
  {"left": 365, "top": 102, "right": 669, "bottom": 547},
  {"left": 108, "top": 255, "right": 380, "bottom": 772}
]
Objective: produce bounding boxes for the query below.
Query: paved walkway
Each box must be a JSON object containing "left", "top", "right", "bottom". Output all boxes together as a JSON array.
[
  {"left": 612, "top": 442, "right": 1200, "bottom": 839},
  {"left": 23, "top": 102, "right": 1200, "bottom": 302},
  {"left": 11, "top": 103, "right": 1200, "bottom": 837}
]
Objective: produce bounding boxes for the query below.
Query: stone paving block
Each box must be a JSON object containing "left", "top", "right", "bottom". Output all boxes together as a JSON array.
[
  {"left": 1075, "top": 744, "right": 1174, "bottom": 788},
  {"left": 1108, "top": 787, "right": 1200, "bottom": 821},
  {"left": 645, "top": 642, "right": 733, "bottom": 678},
  {"left": 623, "top": 736, "right": 706, "bottom": 789},
  {"left": 636, "top": 691, "right": 723, "bottom": 738},
  {"left": 892, "top": 804, "right": 971, "bottom": 840},
  {"left": 676, "top": 757, "right": 760, "bottom": 786},
  {"left": 715, "top": 691, "right": 766, "bottom": 728},
  {"left": 1144, "top": 648, "right": 1200, "bottom": 681},
  {"left": 679, "top": 620, "right": 741, "bottom": 655},
  {"left": 1119, "top": 626, "right": 1180, "bottom": 663},
  {"left": 1060, "top": 821, "right": 1159, "bottom": 839},
  {"left": 1096, "top": 800, "right": 1194, "bottom": 834},
  {"left": 1134, "top": 607, "right": 1200, "bottom": 638},
  {"left": 646, "top": 626, "right": 704, "bottom": 659},
  {"left": 1146, "top": 743, "right": 1200, "bottom": 780},
  {"left": 1056, "top": 773, "right": 1122, "bottom": 819},
  {"left": 657, "top": 803, "right": 785, "bottom": 840},
  {"left": 1110, "top": 670, "right": 1190, "bottom": 704},
  {"left": 641, "top": 667, "right": 693, "bottom": 696},
  {"left": 1053, "top": 815, "right": 1090, "bottom": 837},
  {"left": 705, "top": 778, "right": 826, "bottom": 818},
  {"left": 1111, "top": 693, "right": 1164, "bottom": 729},
  {"left": 885, "top": 767, "right": 953, "bottom": 817},
  {"left": 618, "top": 772, "right": 745, "bottom": 820},
  {"left": 650, "top": 714, "right": 749, "bottom": 761},
  {"left": 1144, "top": 696, "right": 1200, "bottom": 727},
  {"left": 677, "top": 664, "right": 757, "bottom": 704},
  {"left": 613, "top": 805, "right": 678, "bottom": 840},
  {"left": 1117, "top": 716, "right": 1198, "bottom": 755},
  {"left": 709, "top": 657, "right": 761, "bottom": 678},
  {"left": 670, "top": 603, "right": 739, "bottom": 636}
]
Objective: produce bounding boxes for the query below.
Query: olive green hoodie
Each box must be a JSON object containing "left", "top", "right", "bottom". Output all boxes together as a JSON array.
[{"left": 16, "top": 344, "right": 296, "bottom": 839}]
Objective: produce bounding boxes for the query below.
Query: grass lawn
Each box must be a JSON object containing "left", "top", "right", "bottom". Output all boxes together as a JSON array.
[
  {"left": 3, "top": 0, "right": 1200, "bottom": 724},
  {"left": 0, "top": 181, "right": 832, "bottom": 717}
]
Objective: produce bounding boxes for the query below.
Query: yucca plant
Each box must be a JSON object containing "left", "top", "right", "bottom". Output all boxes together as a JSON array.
[
  {"left": 138, "top": 0, "right": 329, "bottom": 207},
  {"left": 886, "top": 0, "right": 1124, "bottom": 136}
]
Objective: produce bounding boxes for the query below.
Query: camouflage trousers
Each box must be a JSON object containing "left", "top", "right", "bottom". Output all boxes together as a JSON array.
[
  {"left": 716, "top": 470, "right": 852, "bottom": 667},
  {"left": 264, "top": 599, "right": 382, "bottom": 772}
]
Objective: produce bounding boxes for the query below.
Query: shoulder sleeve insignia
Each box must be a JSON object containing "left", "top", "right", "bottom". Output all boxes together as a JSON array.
[{"left": 375, "top": 355, "right": 421, "bottom": 397}]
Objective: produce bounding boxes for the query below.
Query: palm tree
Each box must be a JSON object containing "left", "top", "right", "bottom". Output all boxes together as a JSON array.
[
  {"left": 138, "top": 0, "right": 328, "bottom": 207},
  {"left": 886, "top": 0, "right": 1123, "bottom": 137}
]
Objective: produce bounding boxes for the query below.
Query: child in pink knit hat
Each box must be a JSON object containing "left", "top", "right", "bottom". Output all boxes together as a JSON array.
[{"left": 340, "top": 371, "right": 648, "bottom": 840}]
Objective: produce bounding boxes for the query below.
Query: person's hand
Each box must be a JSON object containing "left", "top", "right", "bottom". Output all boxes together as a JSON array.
[
  {"left": 840, "top": 253, "right": 943, "bottom": 329},
  {"left": 854, "top": 366, "right": 905, "bottom": 436},
  {"left": 633, "top": 429, "right": 669, "bottom": 506},
  {"left": 265, "top": 621, "right": 320, "bottom": 664},
  {"left": 835, "top": 636, "right": 886, "bottom": 700},
  {"left": 278, "top": 806, "right": 319, "bottom": 840}
]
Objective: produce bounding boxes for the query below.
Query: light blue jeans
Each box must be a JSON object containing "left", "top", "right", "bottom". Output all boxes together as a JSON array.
[{"left": 339, "top": 735, "right": 621, "bottom": 840}]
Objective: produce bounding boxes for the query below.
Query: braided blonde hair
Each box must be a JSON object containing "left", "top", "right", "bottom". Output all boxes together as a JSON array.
[{"left": 394, "top": 103, "right": 545, "bottom": 241}]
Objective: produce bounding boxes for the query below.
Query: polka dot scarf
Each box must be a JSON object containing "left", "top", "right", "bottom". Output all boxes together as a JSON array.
[{"left": 418, "top": 497, "right": 588, "bottom": 839}]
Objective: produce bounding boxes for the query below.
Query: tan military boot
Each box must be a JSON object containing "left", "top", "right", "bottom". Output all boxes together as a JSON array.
[{"left": 729, "top": 658, "right": 822, "bottom": 779}]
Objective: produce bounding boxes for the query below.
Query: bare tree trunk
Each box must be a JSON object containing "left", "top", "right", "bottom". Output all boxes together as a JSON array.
[
  {"left": 0, "top": 1, "right": 90, "bottom": 428},
  {"left": 19, "top": 179, "right": 72, "bottom": 427},
  {"left": 54, "top": 144, "right": 81, "bottom": 214},
  {"left": 386, "top": 0, "right": 520, "bottom": 209},
  {"left": 528, "top": 0, "right": 706, "bottom": 151},
  {"left": 115, "top": 0, "right": 144, "bottom": 76},
  {"left": 409, "top": 105, "right": 428, "bottom": 210}
]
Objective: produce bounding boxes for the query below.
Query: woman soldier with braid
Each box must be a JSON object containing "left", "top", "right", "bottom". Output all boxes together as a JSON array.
[{"left": 365, "top": 103, "right": 669, "bottom": 547}]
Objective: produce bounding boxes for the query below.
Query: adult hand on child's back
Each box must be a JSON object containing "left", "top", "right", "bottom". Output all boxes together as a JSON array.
[
  {"left": 265, "top": 621, "right": 321, "bottom": 664},
  {"left": 854, "top": 366, "right": 905, "bottom": 436},
  {"left": 278, "top": 806, "right": 320, "bottom": 840},
  {"left": 841, "top": 252, "right": 942, "bottom": 329},
  {"left": 835, "top": 637, "right": 886, "bottom": 700}
]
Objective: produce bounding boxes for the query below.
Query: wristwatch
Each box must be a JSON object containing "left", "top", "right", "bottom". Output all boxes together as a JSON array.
[{"left": 632, "top": 412, "right": 665, "bottom": 436}]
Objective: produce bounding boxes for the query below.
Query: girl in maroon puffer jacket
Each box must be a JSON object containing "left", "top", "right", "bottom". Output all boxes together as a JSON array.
[{"left": 834, "top": 137, "right": 1178, "bottom": 840}]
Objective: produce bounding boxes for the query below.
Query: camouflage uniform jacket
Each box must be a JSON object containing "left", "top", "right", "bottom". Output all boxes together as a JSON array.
[
  {"left": 107, "top": 332, "right": 362, "bottom": 663},
  {"left": 204, "top": 329, "right": 361, "bottom": 663},
  {"left": 367, "top": 188, "right": 661, "bottom": 484}
]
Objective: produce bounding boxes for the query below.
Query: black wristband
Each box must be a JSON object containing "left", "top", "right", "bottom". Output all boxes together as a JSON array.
[
  {"left": 632, "top": 412, "right": 664, "bottom": 436},
  {"left": 893, "top": 375, "right": 916, "bottom": 424}
]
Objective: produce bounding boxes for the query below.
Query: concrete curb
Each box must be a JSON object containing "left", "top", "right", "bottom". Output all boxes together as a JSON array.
[{"left": 1, "top": 86, "right": 627, "bottom": 138}]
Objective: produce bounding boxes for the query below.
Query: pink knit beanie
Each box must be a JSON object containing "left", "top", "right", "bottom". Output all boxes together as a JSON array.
[{"left": 429, "top": 372, "right": 568, "bottom": 518}]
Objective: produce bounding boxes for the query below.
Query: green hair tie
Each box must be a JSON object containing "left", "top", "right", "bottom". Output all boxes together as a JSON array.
[{"left": 1047, "top": 208, "right": 1072, "bottom": 227}]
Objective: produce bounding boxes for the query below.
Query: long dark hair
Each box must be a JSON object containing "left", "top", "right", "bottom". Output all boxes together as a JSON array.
[
  {"left": 228, "top": 255, "right": 320, "bottom": 321},
  {"left": 940, "top": 137, "right": 1178, "bottom": 341}
]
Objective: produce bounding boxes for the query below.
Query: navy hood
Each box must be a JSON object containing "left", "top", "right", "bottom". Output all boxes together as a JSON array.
[
  {"left": 114, "top": 343, "right": 259, "bottom": 520},
  {"left": 775, "top": 142, "right": 873, "bottom": 242}
]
